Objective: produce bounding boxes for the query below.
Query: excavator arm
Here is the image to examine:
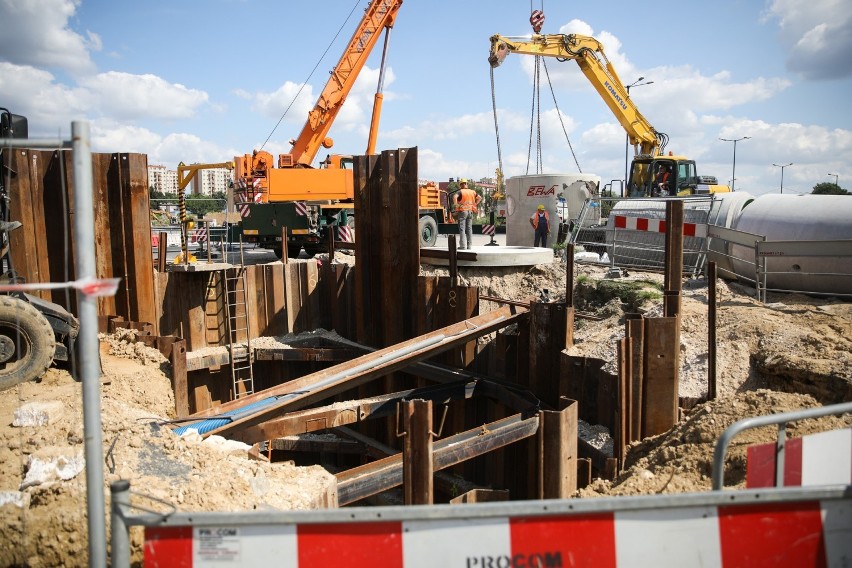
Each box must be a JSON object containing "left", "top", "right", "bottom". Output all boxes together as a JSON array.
[
  {"left": 489, "top": 33, "right": 666, "bottom": 158},
  {"left": 290, "top": 0, "right": 402, "bottom": 166}
]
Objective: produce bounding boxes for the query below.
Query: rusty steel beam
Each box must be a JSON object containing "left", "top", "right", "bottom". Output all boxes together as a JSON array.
[
  {"left": 176, "top": 305, "right": 528, "bottom": 438},
  {"left": 232, "top": 380, "right": 476, "bottom": 444},
  {"left": 336, "top": 426, "right": 484, "bottom": 496},
  {"left": 480, "top": 295, "right": 603, "bottom": 321},
  {"left": 233, "top": 379, "right": 540, "bottom": 445},
  {"left": 335, "top": 413, "right": 540, "bottom": 506},
  {"left": 254, "top": 346, "right": 363, "bottom": 362},
  {"left": 270, "top": 436, "right": 364, "bottom": 454},
  {"left": 403, "top": 399, "right": 434, "bottom": 505}
]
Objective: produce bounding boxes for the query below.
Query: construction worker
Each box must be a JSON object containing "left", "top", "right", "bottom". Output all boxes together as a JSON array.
[
  {"left": 655, "top": 163, "right": 671, "bottom": 196},
  {"left": 529, "top": 204, "right": 550, "bottom": 248},
  {"left": 455, "top": 179, "right": 481, "bottom": 250}
]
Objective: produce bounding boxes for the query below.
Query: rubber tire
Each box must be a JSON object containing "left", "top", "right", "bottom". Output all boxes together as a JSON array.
[
  {"left": 419, "top": 216, "right": 438, "bottom": 248},
  {"left": 0, "top": 297, "right": 55, "bottom": 391}
]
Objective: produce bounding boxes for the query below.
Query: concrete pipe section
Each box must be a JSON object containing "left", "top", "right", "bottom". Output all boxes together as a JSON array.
[{"left": 420, "top": 244, "right": 555, "bottom": 267}]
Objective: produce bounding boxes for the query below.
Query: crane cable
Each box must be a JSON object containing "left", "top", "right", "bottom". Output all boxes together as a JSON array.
[
  {"left": 259, "top": 0, "right": 362, "bottom": 152},
  {"left": 489, "top": 67, "right": 505, "bottom": 192},
  {"left": 527, "top": 56, "right": 543, "bottom": 175},
  {"left": 542, "top": 59, "right": 582, "bottom": 173}
]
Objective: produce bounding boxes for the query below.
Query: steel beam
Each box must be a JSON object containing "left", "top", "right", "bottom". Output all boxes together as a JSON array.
[
  {"left": 176, "top": 305, "right": 528, "bottom": 438},
  {"left": 336, "top": 413, "right": 540, "bottom": 506}
]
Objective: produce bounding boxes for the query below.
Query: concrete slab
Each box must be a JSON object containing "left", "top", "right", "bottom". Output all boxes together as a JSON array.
[{"left": 420, "top": 245, "right": 554, "bottom": 267}]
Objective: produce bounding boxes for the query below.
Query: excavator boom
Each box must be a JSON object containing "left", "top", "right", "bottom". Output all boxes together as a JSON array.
[{"left": 489, "top": 33, "right": 665, "bottom": 158}]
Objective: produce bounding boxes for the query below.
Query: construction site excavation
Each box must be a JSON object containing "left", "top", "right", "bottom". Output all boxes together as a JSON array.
[{"left": 1, "top": 2, "right": 852, "bottom": 568}]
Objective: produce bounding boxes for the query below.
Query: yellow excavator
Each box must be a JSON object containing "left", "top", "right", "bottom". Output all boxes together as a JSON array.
[{"left": 489, "top": 32, "right": 730, "bottom": 197}]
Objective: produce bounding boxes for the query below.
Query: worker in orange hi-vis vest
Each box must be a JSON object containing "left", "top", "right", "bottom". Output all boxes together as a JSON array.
[
  {"left": 455, "top": 179, "right": 482, "bottom": 250},
  {"left": 529, "top": 204, "right": 550, "bottom": 247}
]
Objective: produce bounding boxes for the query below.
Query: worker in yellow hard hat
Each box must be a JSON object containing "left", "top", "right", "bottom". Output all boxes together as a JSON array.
[
  {"left": 529, "top": 203, "right": 550, "bottom": 248},
  {"left": 454, "top": 179, "right": 481, "bottom": 250}
]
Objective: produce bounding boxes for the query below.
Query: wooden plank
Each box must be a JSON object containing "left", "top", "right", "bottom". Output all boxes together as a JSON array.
[{"left": 642, "top": 317, "right": 679, "bottom": 437}]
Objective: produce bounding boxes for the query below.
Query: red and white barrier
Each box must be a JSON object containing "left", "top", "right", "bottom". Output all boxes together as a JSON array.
[
  {"left": 145, "top": 498, "right": 850, "bottom": 567},
  {"left": 612, "top": 215, "right": 708, "bottom": 238},
  {"left": 748, "top": 428, "right": 852, "bottom": 488},
  {"left": 190, "top": 228, "right": 208, "bottom": 244},
  {"left": 294, "top": 201, "right": 308, "bottom": 216},
  {"left": 482, "top": 224, "right": 496, "bottom": 237},
  {"left": 337, "top": 226, "right": 353, "bottom": 243}
]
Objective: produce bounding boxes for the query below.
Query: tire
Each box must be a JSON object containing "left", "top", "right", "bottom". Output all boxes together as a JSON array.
[
  {"left": 0, "top": 297, "right": 56, "bottom": 391},
  {"left": 419, "top": 215, "right": 438, "bottom": 248}
]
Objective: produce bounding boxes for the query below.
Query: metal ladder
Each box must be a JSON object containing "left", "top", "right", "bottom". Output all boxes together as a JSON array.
[{"left": 223, "top": 265, "right": 255, "bottom": 398}]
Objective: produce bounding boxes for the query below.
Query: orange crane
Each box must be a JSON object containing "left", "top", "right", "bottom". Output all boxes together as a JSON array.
[{"left": 236, "top": 0, "right": 402, "bottom": 257}]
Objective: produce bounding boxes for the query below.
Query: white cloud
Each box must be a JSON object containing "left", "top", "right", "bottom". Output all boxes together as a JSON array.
[
  {"left": 764, "top": 0, "right": 852, "bottom": 79},
  {"left": 0, "top": 0, "right": 98, "bottom": 76},
  {"left": 79, "top": 72, "right": 209, "bottom": 120}
]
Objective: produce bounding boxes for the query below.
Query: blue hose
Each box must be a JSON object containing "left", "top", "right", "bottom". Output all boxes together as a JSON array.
[{"left": 173, "top": 396, "right": 282, "bottom": 436}]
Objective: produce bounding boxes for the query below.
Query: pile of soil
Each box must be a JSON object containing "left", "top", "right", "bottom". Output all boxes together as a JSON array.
[{"left": 1, "top": 258, "right": 850, "bottom": 565}]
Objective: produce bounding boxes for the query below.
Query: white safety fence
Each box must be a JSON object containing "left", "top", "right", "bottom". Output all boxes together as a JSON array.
[
  {"left": 570, "top": 196, "right": 714, "bottom": 275},
  {"left": 111, "top": 482, "right": 852, "bottom": 567}
]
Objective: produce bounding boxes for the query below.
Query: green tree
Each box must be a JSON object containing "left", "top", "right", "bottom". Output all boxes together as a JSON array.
[
  {"left": 812, "top": 182, "right": 849, "bottom": 195},
  {"left": 185, "top": 191, "right": 227, "bottom": 217}
]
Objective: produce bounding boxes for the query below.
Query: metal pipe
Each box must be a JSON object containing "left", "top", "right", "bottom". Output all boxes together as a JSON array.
[
  {"left": 72, "top": 121, "right": 107, "bottom": 568},
  {"left": 110, "top": 480, "right": 131, "bottom": 568}
]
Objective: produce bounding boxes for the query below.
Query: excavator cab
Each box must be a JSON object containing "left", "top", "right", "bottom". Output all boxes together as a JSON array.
[{"left": 628, "top": 156, "right": 699, "bottom": 197}]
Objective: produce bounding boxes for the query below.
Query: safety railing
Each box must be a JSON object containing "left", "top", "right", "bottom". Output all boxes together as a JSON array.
[
  {"left": 705, "top": 224, "right": 766, "bottom": 292},
  {"left": 111, "top": 480, "right": 852, "bottom": 568},
  {"left": 570, "top": 196, "right": 714, "bottom": 275},
  {"left": 755, "top": 239, "right": 852, "bottom": 301},
  {"left": 712, "top": 401, "right": 852, "bottom": 490}
]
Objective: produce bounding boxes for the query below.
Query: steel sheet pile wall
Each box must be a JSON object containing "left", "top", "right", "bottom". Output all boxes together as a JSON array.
[{"left": 6, "top": 149, "right": 155, "bottom": 323}]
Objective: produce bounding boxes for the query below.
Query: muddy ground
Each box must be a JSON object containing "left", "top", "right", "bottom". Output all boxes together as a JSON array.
[{"left": 1, "top": 257, "right": 850, "bottom": 566}]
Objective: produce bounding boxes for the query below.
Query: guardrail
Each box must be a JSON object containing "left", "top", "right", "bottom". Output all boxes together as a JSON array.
[
  {"left": 569, "top": 196, "right": 714, "bottom": 275},
  {"left": 712, "top": 401, "right": 852, "bottom": 490},
  {"left": 111, "top": 481, "right": 852, "bottom": 567},
  {"left": 755, "top": 239, "right": 852, "bottom": 301}
]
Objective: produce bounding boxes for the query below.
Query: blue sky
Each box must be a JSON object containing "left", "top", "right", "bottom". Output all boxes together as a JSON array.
[{"left": 1, "top": 0, "right": 851, "bottom": 196}]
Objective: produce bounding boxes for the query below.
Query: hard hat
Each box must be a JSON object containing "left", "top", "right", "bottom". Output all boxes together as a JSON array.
[
  {"left": 460, "top": 178, "right": 468, "bottom": 184},
  {"left": 537, "top": 204, "right": 545, "bottom": 210}
]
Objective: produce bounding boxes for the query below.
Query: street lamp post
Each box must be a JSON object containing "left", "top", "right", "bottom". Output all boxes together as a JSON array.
[
  {"left": 624, "top": 77, "right": 653, "bottom": 196},
  {"left": 772, "top": 162, "right": 793, "bottom": 194},
  {"left": 719, "top": 136, "right": 751, "bottom": 192},
  {"left": 828, "top": 173, "right": 839, "bottom": 190}
]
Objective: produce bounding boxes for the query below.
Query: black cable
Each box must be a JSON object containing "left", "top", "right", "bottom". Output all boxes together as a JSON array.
[{"left": 542, "top": 59, "right": 582, "bottom": 173}]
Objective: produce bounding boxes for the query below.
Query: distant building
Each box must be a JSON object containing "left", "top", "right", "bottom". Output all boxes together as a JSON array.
[
  {"left": 147, "top": 164, "right": 232, "bottom": 196},
  {"left": 148, "top": 165, "right": 178, "bottom": 194}
]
